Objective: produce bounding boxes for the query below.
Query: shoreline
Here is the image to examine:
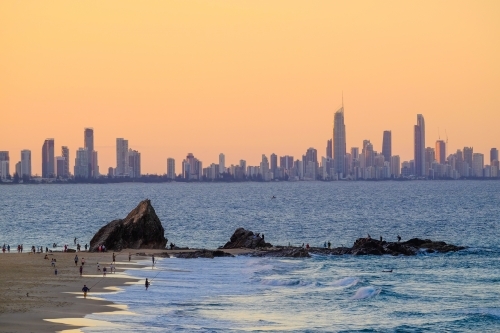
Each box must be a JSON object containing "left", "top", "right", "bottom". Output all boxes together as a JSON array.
[{"left": 0, "top": 248, "right": 255, "bottom": 333}]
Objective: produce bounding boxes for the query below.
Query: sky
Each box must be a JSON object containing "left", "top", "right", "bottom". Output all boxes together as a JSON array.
[{"left": 1, "top": 1, "right": 499, "bottom": 175}]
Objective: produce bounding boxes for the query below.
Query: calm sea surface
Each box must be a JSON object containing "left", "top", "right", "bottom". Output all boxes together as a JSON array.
[{"left": 1, "top": 181, "right": 500, "bottom": 332}]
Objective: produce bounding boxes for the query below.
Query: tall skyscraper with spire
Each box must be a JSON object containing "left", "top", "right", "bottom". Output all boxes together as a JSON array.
[
  {"left": 414, "top": 114, "right": 425, "bottom": 176},
  {"left": 333, "top": 100, "right": 346, "bottom": 178}
]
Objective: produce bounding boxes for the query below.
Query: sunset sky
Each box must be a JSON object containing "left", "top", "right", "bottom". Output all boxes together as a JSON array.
[{"left": 1, "top": 1, "right": 499, "bottom": 175}]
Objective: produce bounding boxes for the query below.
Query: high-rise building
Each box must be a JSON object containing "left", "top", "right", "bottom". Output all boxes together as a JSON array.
[
  {"left": 84, "top": 128, "right": 94, "bottom": 177},
  {"left": 21, "top": 150, "right": 31, "bottom": 177},
  {"left": 74, "top": 148, "right": 88, "bottom": 178},
  {"left": 490, "top": 148, "right": 498, "bottom": 163},
  {"left": 326, "top": 139, "right": 332, "bottom": 159},
  {"left": 219, "top": 153, "right": 225, "bottom": 174},
  {"left": 436, "top": 140, "right": 446, "bottom": 164},
  {"left": 42, "top": 139, "right": 55, "bottom": 178},
  {"left": 182, "top": 153, "right": 202, "bottom": 180},
  {"left": 333, "top": 106, "right": 346, "bottom": 178},
  {"left": 260, "top": 154, "right": 271, "bottom": 181},
  {"left": 56, "top": 157, "right": 66, "bottom": 178},
  {"left": 364, "top": 142, "right": 374, "bottom": 168},
  {"left": 463, "top": 147, "right": 473, "bottom": 176},
  {"left": 382, "top": 131, "right": 392, "bottom": 162},
  {"left": 279, "top": 156, "right": 294, "bottom": 170},
  {"left": 414, "top": 114, "right": 425, "bottom": 176},
  {"left": 472, "top": 153, "right": 484, "bottom": 177},
  {"left": 116, "top": 138, "right": 129, "bottom": 176},
  {"left": 0, "top": 152, "right": 9, "bottom": 180},
  {"left": 239, "top": 160, "right": 246, "bottom": 175},
  {"left": 92, "top": 151, "right": 99, "bottom": 177},
  {"left": 61, "top": 146, "right": 70, "bottom": 178},
  {"left": 167, "top": 158, "right": 176, "bottom": 179},
  {"left": 15, "top": 162, "right": 21, "bottom": 178},
  {"left": 270, "top": 153, "right": 278, "bottom": 174},
  {"left": 390, "top": 155, "right": 401, "bottom": 178},
  {"left": 128, "top": 149, "right": 141, "bottom": 178}
]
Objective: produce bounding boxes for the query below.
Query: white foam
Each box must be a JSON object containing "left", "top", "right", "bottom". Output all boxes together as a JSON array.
[{"left": 351, "top": 286, "right": 381, "bottom": 300}]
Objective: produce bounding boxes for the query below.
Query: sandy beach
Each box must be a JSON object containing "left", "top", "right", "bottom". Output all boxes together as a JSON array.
[{"left": 0, "top": 248, "right": 254, "bottom": 333}]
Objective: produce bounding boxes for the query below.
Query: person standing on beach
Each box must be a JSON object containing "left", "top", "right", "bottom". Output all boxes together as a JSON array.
[
  {"left": 112, "top": 252, "right": 116, "bottom": 263},
  {"left": 81, "top": 257, "right": 85, "bottom": 265},
  {"left": 79, "top": 265, "right": 83, "bottom": 276},
  {"left": 103, "top": 266, "right": 107, "bottom": 277},
  {"left": 74, "top": 255, "right": 79, "bottom": 266},
  {"left": 82, "top": 285, "right": 90, "bottom": 298},
  {"left": 128, "top": 253, "right": 131, "bottom": 262},
  {"left": 152, "top": 254, "right": 155, "bottom": 268},
  {"left": 145, "top": 278, "right": 150, "bottom": 290}
]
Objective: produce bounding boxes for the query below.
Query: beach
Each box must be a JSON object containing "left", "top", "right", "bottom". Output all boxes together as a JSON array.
[{"left": 0, "top": 248, "right": 255, "bottom": 333}]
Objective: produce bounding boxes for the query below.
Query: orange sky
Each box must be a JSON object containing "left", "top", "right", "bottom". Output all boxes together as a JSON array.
[{"left": 1, "top": 1, "right": 499, "bottom": 175}]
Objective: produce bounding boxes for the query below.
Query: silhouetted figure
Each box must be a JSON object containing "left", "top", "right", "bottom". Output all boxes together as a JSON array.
[
  {"left": 380, "top": 236, "right": 383, "bottom": 242},
  {"left": 145, "top": 278, "right": 150, "bottom": 290},
  {"left": 397, "top": 235, "right": 401, "bottom": 242}
]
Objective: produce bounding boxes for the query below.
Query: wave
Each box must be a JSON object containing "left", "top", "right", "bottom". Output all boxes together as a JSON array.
[
  {"left": 455, "top": 307, "right": 500, "bottom": 319},
  {"left": 260, "top": 278, "right": 310, "bottom": 287},
  {"left": 331, "top": 277, "right": 359, "bottom": 288},
  {"left": 350, "top": 286, "right": 381, "bottom": 300}
]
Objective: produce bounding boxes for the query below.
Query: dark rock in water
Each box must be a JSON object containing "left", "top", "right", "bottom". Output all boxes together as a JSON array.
[
  {"left": 252, "top": 247, "right": 310, "bottom": 258},
  {"left": 174, "top": 249, "right": 233, "bottom": 259},
  {"left": 89, "top": 199, "right": 167, "bottom": 252},
  {"left": 223, "top": 228, "right": 272, "bottom": 249}
]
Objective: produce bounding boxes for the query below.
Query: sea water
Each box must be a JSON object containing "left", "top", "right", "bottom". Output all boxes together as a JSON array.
[{"left": 1, "top": 181, "right": 500, "bottom": 332}]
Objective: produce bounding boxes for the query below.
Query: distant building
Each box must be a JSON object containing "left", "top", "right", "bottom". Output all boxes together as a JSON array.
[
  {"left": 15, "top": 161, "right": 21, "bottom": 178},
  {"left": 391, "top": 155, "right": 401, "bottom": 178},
  {"left": 167, "top": 158, "right": 176, "bottom": 179},
  {"left": 74, "top": 148, "right": 88, "bottom": 178},
  {"left": 128, "top": 149, "right": 141, "bottom": 178},
  {"left": 490, "top": 148, "right": 498, "bottom": 163},
  {"left": 239, "top": 160, "right": 246, "bottom": 175},
  {"left": 463, "top": 147, "right": 473, "bottom": 176},
  {"left": 425, "top": 147, "right": 435, "bottom": 175},
  {"left": 435, "top": 140, "right": 446, "bottom": 164},
  {"left": 42, "top": 139, "right": 55, "bottom": 178},
  {"left": 326, "top": 139, "right": 332, "bottom": 159},
  {"left": 61, "top": 146, "right": 70, "bottom": 178},
  {"left": 116, "top": 138, "right": 129, "bottom": 176},
  {"left": 182, "top": 153, "right": 202, "bottom": 180},
  {"left": 333, "top": 107, "right": 346, "bottom": 178},
  {"left": 21, "top": 150, "right": 31, "bottom": 178},
  {"left": 382, "top": 131, "right": 392, "bottom": 162},
  {"left": 219, "top": 153, "right": 225, "bottom": 174},
  {"left": 56, "top": 157, "right": 66, "bottom": 178},
  {"left": 84, "top": 128, "right": 95, "bottom": 177},
  {"left": 260, "top": 154, "right": 271, "bottom": 181},
  {"left": 414, "top": 114, "right": 425, "bottom": 176},
  {"left": 472, "top": 153, "right": 484, "bottom": 177},
  {"left": 270, "top": 153, "right": 278, "bottom": 174}
]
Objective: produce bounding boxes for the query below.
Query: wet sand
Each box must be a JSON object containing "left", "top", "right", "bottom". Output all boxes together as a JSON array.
[{"left": 0, "top": 248, "right": 254, "bottom": 332}]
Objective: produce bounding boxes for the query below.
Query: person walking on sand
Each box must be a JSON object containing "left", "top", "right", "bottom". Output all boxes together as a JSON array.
[
  {"left": 81, "top": 257, "right": 85, "bottom": 266},
  {"left": 74, "top": 255, "right": 79, "bottom": 266},
  {"left": 103, "top": 266, "right": 107, "bottom": 277},
  {"left": 145, "top": 278, "right": 150, "bottom": 290},
  {"left": 112, "top": 252, "right": 116, "bottom": 263},
  {"left": 79, "top": 265, "right": 83, "bottom": 276},
  {"left": 82, "top": 284, "right": 90, "bottom": 298}
]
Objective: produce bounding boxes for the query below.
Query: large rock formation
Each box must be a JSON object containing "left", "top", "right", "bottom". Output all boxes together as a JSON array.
[
  {"left": 223, "top": 228, "right": 272, "bottom": 249},
  {"left": 90, "top": 199, "right": 167, "bottom": 252},
  {"left": 174, "top": 250, "right": 234, "bottom": 259}
]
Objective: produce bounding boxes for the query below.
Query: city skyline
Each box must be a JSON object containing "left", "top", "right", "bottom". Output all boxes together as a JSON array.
[{"left": 1, "top": 2, "right": 499, "bottom": 175}]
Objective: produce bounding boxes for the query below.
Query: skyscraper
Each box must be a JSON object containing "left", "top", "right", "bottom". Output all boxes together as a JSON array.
[
  {"left": 74, "top": 148, "right": 88, "bottom": 178},
  {"left": 382, "top": 131, "right": 392, "bottom": 162},
  {"left": 116, "top": 138, "right": 129, "bottom": 176},
  {"left": 42, "top": 138, "right": 55, "bottom": 178},
  {"left": 61, "top": 146, "right": 70, "bottom": 178},
  {"left": 333, "top": 106, "right": 346, "bottom": 178},
  {"left": 128, "top": 149, "right": 141, "bottom": 178},
  {"left": 490, "top": 148, "right": 498, "bottom": 163},
  {"left": 414, "top": 114, "right": 425, "bottom": 176},
  {"left": 0, "top": 151, "right": 9, "bottom": 180},
  {"left": 219, "top": 153, "right": 225, "bottom": 174},
  {"left": 270, "top": 153, "right": 277, "bottom": 174},
  {"left": 326, "top": 139, "right": 332, "bottom": 159},
  {"left": 463, "top": 147, "right": 473, "bottom": 176},
  {"left": 167, "top": 158, "right": 176, "bottom": 179},
  {"left": 21, "top": 150, "right": 31, "bottom": 177},
  {"left": 436, "top": 140, "right": 446, "bottom": 164},
  {"left": 84, "top": 128, "right": 94, "bottom": 177}
]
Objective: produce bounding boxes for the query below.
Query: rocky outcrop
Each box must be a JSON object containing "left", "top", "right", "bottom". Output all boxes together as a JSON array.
[
  {"left": 89, "top": 199, "right": 167, "bottom": 252},
  {"left": 252, "top": 247, "right": 310, "bottom": 258},
  {"left": 223, "top": 228, "right": 272, "bottom": 249},
  {"left": 307, "top": 237, "right": 466, "bottom": 256},
  {"left": 174, "top": 249, "right": 234, "bottom": 259}
]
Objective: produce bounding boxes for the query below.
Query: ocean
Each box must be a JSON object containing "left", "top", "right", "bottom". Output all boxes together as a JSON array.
[{"left": 1, "top": 181, "right": 500, "bottom": 332}]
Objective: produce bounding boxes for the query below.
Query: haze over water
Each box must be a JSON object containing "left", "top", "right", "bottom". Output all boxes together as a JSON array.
[{"left": 1, "top": 181, "right": 500, "bottom": 331}]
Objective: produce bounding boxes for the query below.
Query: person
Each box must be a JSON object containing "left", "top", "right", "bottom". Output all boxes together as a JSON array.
[
  {"left": 55, "top": 268, "right": 58, "bottom": 275},
  {"left": 84, "top": 244, "right": 88, "bottom": 251},
  {"left": 306, "top": 243, "right": 310, "bottom": 249},
  {"left": 81, "top": 257, "right": 85, "bottom": 265},
  {"left": 112, "top": 252, "right": 116, "bottom": 263},
  {"left": 397, "top": 235, "right": 401, "bottom": 242},
  {"left": 324, "top": 241, "right": 327, "bottom": 248},
  {"left": 74, "top": 237, "right": 77, "bottom": 245},
  {"left": 327, "top": 241, "right": 331, "bottom": 249},
  {"left": 110, "top": 263, "right": 115, "bottom": 274},
  {"left": 82, "top": 284, "right": 90, "bottom": 298},
  {"left": 7, "top": 245, "right": 10, "bottom": 252},
  {"left": 103, "top": 266, "right": 107, "bottom": 277},
  {"left": 152, "top": 254, "right": 155, "bottom": 267},
  {"left": 380, "top": 236, "right": 383, "bottom": 242},
  {"left": 128, "top": 253, "right": 131, "bottom": 262},
  {"left": 51, "top": 258, "right": 56, "bottom": 267},
  {"left": 45, "top": 247, "right": 48, "bottom": 253},
  {"left": 97, "top": 262, "right": 101, "bottom": 272},
  {"left": 262, "top": 234, "right": 264, "bottom": 240},
  {"left": 44, "top": 254, "right": 48, "bottom": 259},
  {"left": 145, "top": 278, "right": 150, "bottom": 290},
  {"left": 367, "top": 234, "right": 371, "bottom": 239},
  {"left": 79, "top": 265, "right": 83, "bottom": 276},
  {"left": 74, "top": 255, "right": 79, "bottom": 266}
]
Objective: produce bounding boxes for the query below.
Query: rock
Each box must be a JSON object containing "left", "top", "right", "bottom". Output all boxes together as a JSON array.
[
  {"left": 223, "top": 228, "right": 272, "bottom": 249},
  {"left": 89, "top": 199, "right": 167, "bottom": 252},
  {"left": 174, "top": 249, "right": 233, "bottom": 259},
  {"left": 252, "top": 247, "right": 310, "bottom": 258}
]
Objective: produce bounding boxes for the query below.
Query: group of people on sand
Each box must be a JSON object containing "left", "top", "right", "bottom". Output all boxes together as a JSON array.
[{"left": 2, "top": 244, "right": 10, "bottom": 253}]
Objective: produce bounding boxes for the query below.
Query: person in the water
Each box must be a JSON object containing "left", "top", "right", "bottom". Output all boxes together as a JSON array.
[{"left": 145, "top": 278, "right": 150, "bottom": 290}]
